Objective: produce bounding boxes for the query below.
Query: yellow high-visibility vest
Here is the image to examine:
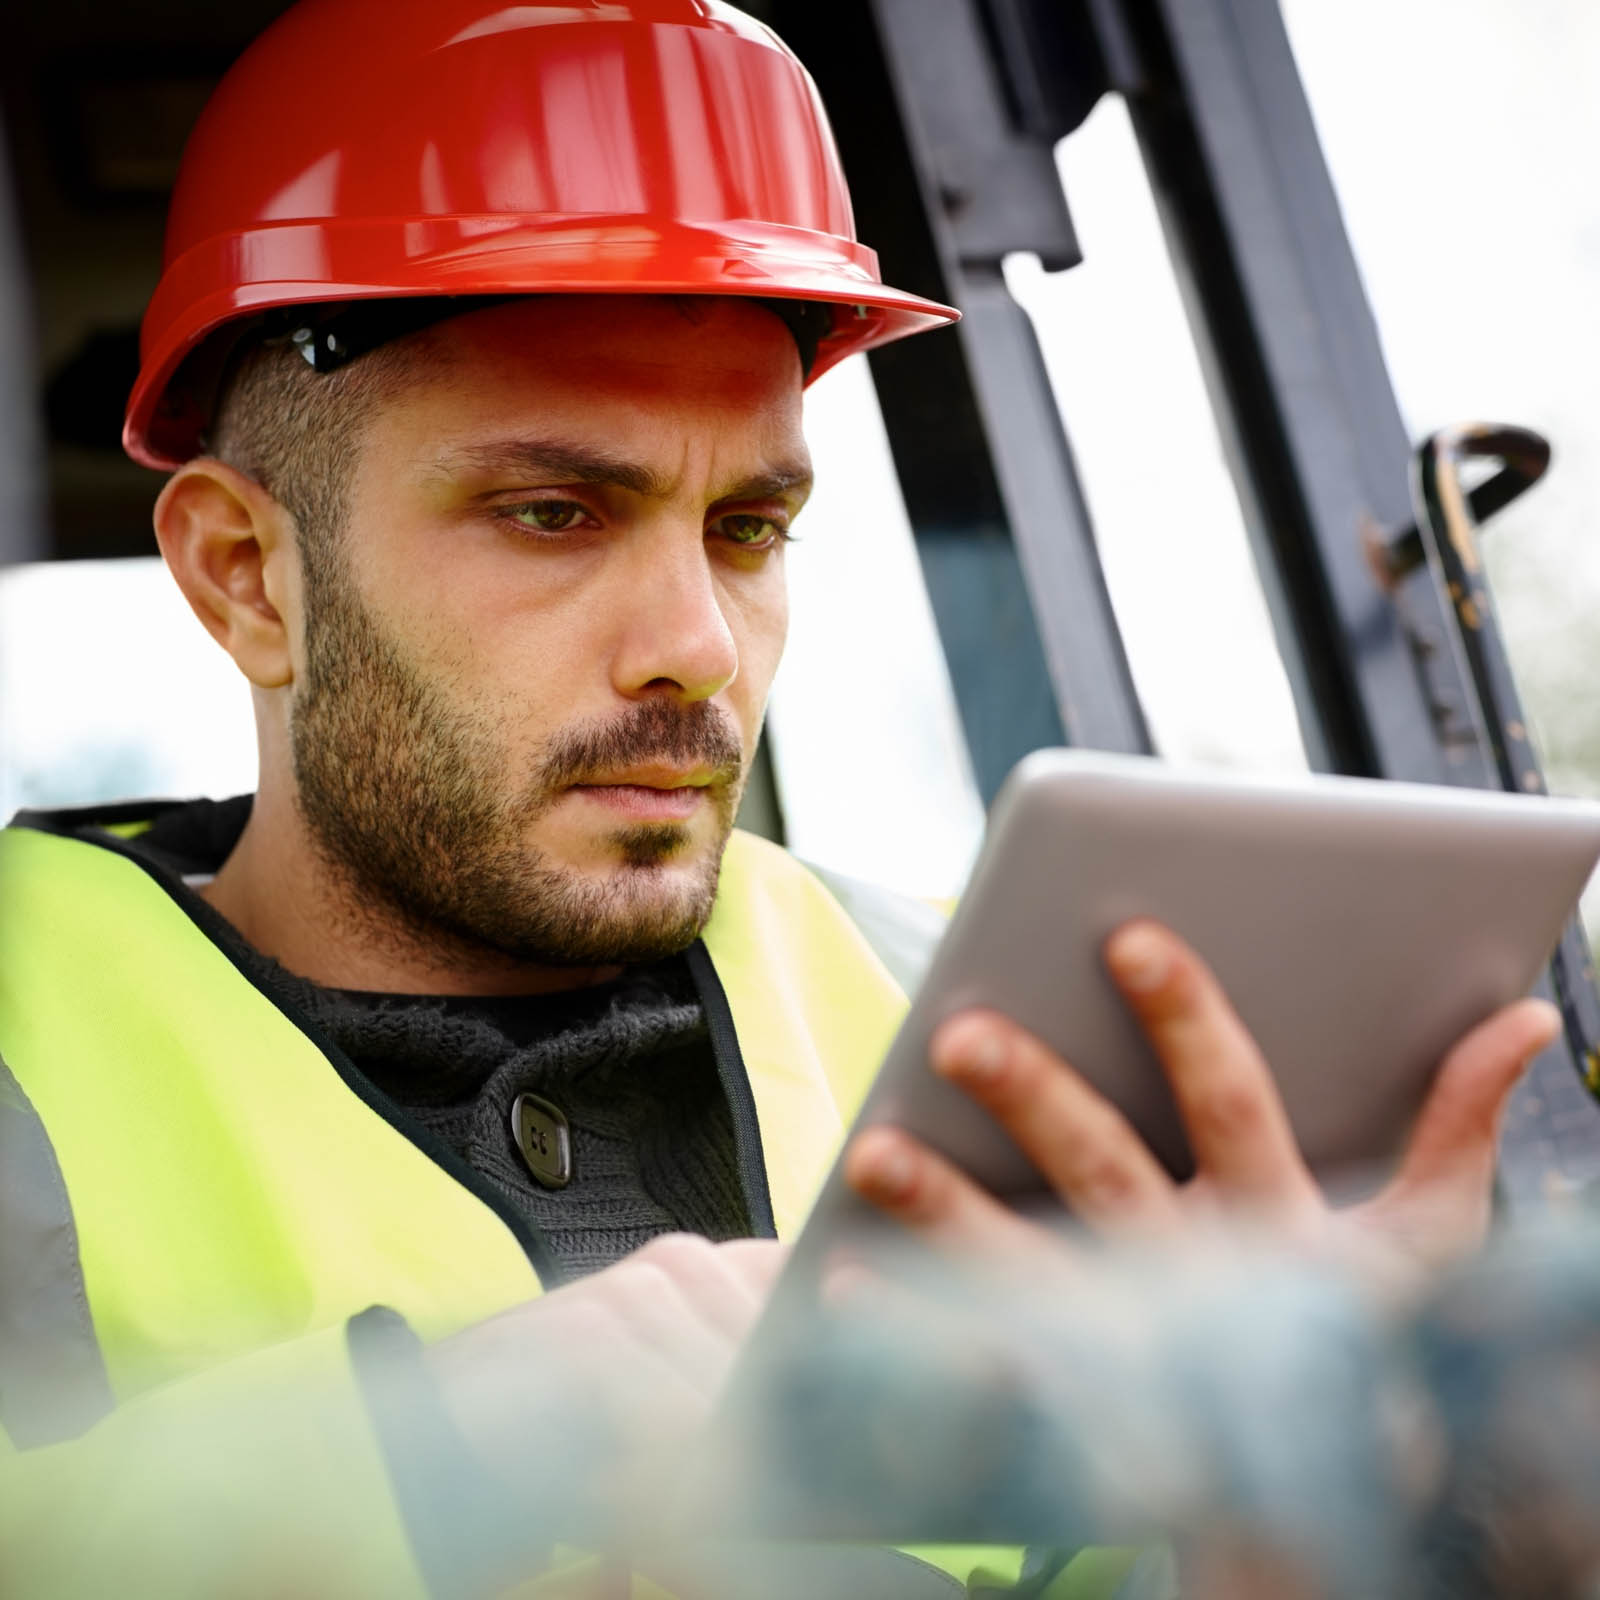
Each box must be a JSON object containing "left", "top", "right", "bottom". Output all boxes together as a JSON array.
[
  {"left": 0, "top": 818, "right": 1147, "bottom": 1600},
  {"left": 0, "top": 822, "right": 903, "bottom": 1392}
]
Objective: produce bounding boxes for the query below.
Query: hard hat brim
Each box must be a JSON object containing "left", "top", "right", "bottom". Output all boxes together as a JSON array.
[{"left": 124, "top": 215, "right": 959, "bottom": 470}]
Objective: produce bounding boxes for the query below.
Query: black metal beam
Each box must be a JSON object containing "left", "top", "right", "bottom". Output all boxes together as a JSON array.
[
  {"left": 871, "top": 0, "right": 1153, "bottom": 771},
  {"left": 0, "top": 126, "right": 43, "bottom": 567},
  {"left": 772, "top": 0, "right": 1149, "bottom": 802}
]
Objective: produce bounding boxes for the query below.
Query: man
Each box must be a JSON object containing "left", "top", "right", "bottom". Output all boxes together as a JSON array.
[{"left": 0, "top": 2, "right": 1559, "bottom": 1595}]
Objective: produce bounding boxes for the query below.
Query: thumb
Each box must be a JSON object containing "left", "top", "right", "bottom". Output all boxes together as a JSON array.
[{"left": 1377, "top": 997, "right": 1559, "bottom": 1243}]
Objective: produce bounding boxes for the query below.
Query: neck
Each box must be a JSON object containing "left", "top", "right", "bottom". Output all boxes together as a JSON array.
[{"left": 200, "top": 781, "right": 619, "bottom": 996}]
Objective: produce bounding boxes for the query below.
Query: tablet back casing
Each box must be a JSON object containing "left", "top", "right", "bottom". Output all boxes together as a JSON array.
[{"left": 831, "top": 750, "right": 1600, "bottom": 1211}]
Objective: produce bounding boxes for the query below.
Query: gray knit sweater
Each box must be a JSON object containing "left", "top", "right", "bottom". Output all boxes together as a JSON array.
[{"left": 120, "top": 797, "right": 751, "bottom": 1282}]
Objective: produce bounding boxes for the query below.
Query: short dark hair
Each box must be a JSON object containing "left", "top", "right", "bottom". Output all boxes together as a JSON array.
[{"left": 208, "top": 336, "right": 418, "bottom": 583}]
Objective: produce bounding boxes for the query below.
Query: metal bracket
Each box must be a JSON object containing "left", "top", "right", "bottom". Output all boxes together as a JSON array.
[{"left": 1372, "top": 424, "right": 1600, "bottom": 1112}]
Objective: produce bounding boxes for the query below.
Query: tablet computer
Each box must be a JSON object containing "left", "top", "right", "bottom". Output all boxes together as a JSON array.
[
  {"left": 782, "top": 751, "right": 1600, "bottom": 1284},
  {"left": 706, "top": 753, "right": 1600, "bottom": 1535}
]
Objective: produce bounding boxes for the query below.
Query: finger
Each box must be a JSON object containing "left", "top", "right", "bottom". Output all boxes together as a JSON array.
[
  {"left": 819, "top": 1253, "right": 884, "bottom": 1309},
  {"left": 1382, "top": 998, "right": 1559, "bottom": 1223},
  {"left": 843, "top": 1123, "right": 1060, "bottom": 1271},
  {"left": 692, "top": 1239, "right": 786, "bottom": 1339},
  {"left": 469, "top": 1288, "right": 711, "bottom": 1422},
  {"left": 1105, "top": 920, "right": 1319, "bottom": 1210},
  {"left": 930, "top": 1010, "right": 1183, "bottom": 1233},
  {"left": 818, "top": 1254, "right": 1018, "bottom": 1376},
  {"left": 626, "top": 1233, "right": 777, "bottom": 1348},
  {"left": 434, "top": 1296, "right": 710, "bottom": 1472},
  {"left": 714, "top": 1236, "right": 790, "bottom": 1299},
  {"left": 592, "top": 1243, "right": 748, "bottom": 1392}
]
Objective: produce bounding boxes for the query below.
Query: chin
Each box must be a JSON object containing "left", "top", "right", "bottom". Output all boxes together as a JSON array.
[
  {"left": 474, "top": 818, "right": 731, "bottom": 965},
  {"left": 549, "top": 856, "right": 720, "bottom": 965},
  {"left": 553, "top": 813, "right": 723, "bottom": 878},
  {"left": 601, "top": 827, "right": 721, "bottom": 918}
]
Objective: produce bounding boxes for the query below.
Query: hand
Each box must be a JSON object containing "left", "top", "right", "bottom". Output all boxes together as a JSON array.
[
  {"left": 427, "top": 1233, "right": 783, "bottom": 1537},
  {"left": 844, "top": 920, "right": 1559, "bottom": 1293}
]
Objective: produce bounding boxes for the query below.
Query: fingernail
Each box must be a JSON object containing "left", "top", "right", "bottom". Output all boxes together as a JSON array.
[
  {"left": 1109, "top": 925, "right": 1168, "bottom": 992},
  {"left": 1531, "top": 999, "right": 1562, "bottom": 1047},
  {"left": 936, "top": 1023, "right": 1009, "bottom": 1084}
]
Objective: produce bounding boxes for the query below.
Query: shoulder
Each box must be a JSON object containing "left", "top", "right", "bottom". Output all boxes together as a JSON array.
[{"left": 717, "top": 830, "right": 945, "bottom": 998}]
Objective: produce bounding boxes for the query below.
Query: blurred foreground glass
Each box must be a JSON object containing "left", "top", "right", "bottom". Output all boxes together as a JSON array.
[{"left": 15, "top": 1222, "right": 1600, "bottom": 1597}]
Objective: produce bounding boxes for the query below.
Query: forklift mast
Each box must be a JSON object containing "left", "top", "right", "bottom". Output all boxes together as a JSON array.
[{"left": 760, "top": 0, "right": 1600, "bottom": 1203}]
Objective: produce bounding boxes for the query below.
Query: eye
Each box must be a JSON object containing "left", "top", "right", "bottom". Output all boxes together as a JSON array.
[
  {"left": 504, "top": 500, "right": 591, "bottom": 535},
  {"left": 712, "top": 512, "right": 790, "bottom": 550}
]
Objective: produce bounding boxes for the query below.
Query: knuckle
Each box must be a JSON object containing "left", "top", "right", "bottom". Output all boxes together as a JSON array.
[
  {"left": 717, "top": 1237, "right": 782, "bottom": 1278},
  {"left": 1189, "top": 1073, "right": 1268, "bottom": 1146},
  {"left": 1075, "top": 1154, "right": 1142, "bottom": 1209},
  {"left": 610, "top": 1257, "right": 697, "bottom": 1321},
  {"left": 545, "top": 1295, "right": 623, "bottom": 1359},
  {"left": 561, "top": 1300, "right": 614, "bottom": 1343},
  {"left": 1050, "top": 1099, "right": 1127, "bottom": 1162},
  {"left": 623, "top": 1260, "right": 673, "bottom": 1301},
  {"left": 717, "top": 1236, "right": 777, "bottom": 1260}
]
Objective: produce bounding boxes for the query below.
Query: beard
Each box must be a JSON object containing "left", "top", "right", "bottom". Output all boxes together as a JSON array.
[{"left": 288, "top": 558, "right": 746, "bottom": 968}]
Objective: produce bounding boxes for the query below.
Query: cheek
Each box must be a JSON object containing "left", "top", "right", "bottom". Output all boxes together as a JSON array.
[
  {"left": 349, "top": 558, "right": 582, "bottom": 754},
  {"left": 726, "top": 566, "right": 790, "bottom": 716},
  {"left": 444, "top": 612, "right": 590, "bottom": 753},
  {"left": 368, "top": 522, "right": 571, "bottom": 674}
]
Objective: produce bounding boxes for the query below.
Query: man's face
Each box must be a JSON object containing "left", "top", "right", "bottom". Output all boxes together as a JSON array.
[{"left": 286, "top": 295, "right": 809, "bottom": 969}]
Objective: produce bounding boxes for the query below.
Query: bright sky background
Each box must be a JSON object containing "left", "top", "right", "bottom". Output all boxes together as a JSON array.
[
  {"left": 0, "top": 558, "right": 258, "bottom": 816},
  {"left": 3, "top": 0, "right": 1598, "bottom": 910}
]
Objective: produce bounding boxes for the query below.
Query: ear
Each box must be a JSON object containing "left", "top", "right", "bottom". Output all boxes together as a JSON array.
[{"left": 153, "top": 460, "right": 300, "bottom": 690}]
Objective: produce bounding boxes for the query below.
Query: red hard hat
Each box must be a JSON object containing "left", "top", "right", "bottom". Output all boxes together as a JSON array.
[{"left": 123, "top": 0, "right": 959, "bottom": 470}]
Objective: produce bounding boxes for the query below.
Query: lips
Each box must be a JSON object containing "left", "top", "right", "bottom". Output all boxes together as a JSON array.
[
  {"left": 573, "top": 765, "right": 716, "bottom": 791},
  {"left": 566, "top": 769, "right": 714, "bottom": 822}
]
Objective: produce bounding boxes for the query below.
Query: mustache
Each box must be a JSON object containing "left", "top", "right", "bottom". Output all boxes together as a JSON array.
[{"left": 537, "top": 700, "right": 745, "bottom": 791}]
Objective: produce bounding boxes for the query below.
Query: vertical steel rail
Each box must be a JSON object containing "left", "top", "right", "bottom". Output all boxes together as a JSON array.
[{"left": 868, "top": 0, "right": 1152, "bottom": 769}]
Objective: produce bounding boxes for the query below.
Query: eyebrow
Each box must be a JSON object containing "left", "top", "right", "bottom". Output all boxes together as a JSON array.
[{"left": 438, "top": 438, "right": 813, "bottom": 505}]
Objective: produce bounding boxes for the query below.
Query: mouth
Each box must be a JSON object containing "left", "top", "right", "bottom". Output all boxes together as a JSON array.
[{"left": 566, "top": 766, "right": 718, "bottom": 822}]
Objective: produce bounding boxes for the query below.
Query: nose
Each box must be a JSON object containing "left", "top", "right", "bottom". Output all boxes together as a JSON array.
[{"left": 609, "top": 529, "right": 739, "bottom": 703}]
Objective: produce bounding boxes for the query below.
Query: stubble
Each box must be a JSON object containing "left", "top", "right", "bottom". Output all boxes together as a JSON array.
[{"left": 289, "top": 558, "right": 746, "bottom": 970}]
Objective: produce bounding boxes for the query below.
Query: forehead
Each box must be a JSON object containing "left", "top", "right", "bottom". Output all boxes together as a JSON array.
[{"left": 371, "top": 295, "right": 808, "bottom": 475}]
